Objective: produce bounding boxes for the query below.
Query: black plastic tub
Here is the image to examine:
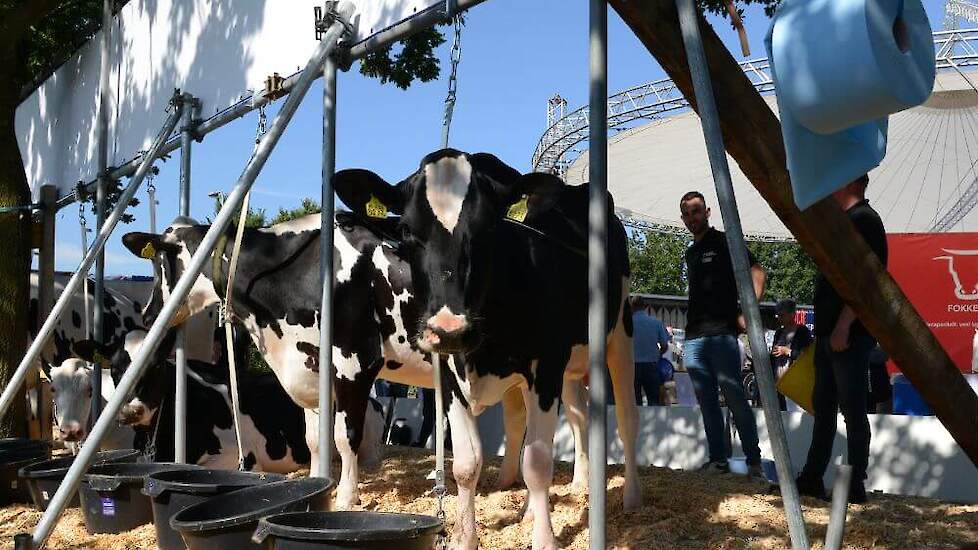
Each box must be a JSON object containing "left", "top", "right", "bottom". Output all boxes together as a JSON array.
[
  {"left": 145, "top": 469, "right": 286, "bottom": 550},
  {"left": 18, "top": 449, "right": 140, "bottom": 511},
  {"left": 79, "top": 462, "right": 201, "bottom": 534},
  {"left": 0, "top": 440, "right": 51, "bottom": 505},
  {"left": 252, "top": 511, "right": 444, "bottom": 550},
  {"left": 170, "top": 477, "right": 334, "bottom": 550}
]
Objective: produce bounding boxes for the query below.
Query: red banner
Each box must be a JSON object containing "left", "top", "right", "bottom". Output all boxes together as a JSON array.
[{"left": 887, "top": 233, "right": 978, "bottom": 374}]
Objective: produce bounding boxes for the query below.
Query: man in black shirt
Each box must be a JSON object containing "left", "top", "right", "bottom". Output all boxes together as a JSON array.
[
  {"left": 796, "top": 174, "right": 887, "bottom": 504},
  {"left": 680, "top": 191, "right": 766, "bottom": 477}
]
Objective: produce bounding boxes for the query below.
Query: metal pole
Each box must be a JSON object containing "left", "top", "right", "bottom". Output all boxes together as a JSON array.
[
  {"left": 587, "top": 1, "right": 608, "bottom": 548},
  {"left": 0, "top": 101, "right": 183, "bottom": 426},
  {"left": 37, "top": 185, "right": 57, "bottom": 442},
  {"left": 28, "top": 8, "right": 353, "bottom": 547},
  {"left": 674, "top": 1, "right": 809, "bottom": 548},
  {"left": 316, "top": 55, "right": 338, "bottom": 479},
  {"left": 174, "top": 94, "right": 196, "bottom": 463},
  {"left": 91, "top": 0, "right": 113, "bottom": 429},
  {"left": 824, "top": 464, "right": 852, "bottom": 550}
]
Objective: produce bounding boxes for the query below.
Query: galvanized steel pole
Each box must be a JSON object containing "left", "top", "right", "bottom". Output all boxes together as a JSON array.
[
  {"left": 674, "top": 0, "right": 809, "bottom": 548},
  {"left": 587, "top": 1, "right": 608, "bottom": 548},
  {"left": 91, "top": 0, "right": 113, "bottom": 429},
  {"left": 0, "top": 101, "right": 183, "bottom": 427},
  {"left": 316, "top": 55, "right": 338, "bottom": 479},
  {"left": 28, "top": 7, "right": 353, "bottom": 546},
  {"left": 174, "top": 94, "right": 197, "bottom": 463}
]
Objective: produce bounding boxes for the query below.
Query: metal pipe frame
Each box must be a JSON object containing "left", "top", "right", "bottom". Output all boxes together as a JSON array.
[
  {"left": 674, "top": 0, "right": 810, "bottom": 547},
  {"left": 174, "top": 93, "right": 198, "bottom": 463},
  {"left": 25, "top": 7, "right": 353, "bottom": 546},
  {"left": 90, "top": 0, "right": 113, "bottom": 429},
  {"left": 0, "top": 97, "right": 183, "bottom": 428},
  {"left": 824, "top": 464, "right": 853, "bottom": 550},
  {"left": 587, "top": 1, "right": 608, "bottom": 548},
  {"left": 316, "top": 55, "right": 338, "bottom": 479}
]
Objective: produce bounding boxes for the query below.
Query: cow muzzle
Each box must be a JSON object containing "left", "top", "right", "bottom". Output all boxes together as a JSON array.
[
  {"left": 59, "top": 423, "right": 85, "bottom": 442},
  {"left": 118, "top": 402, "right": 147, "bottom": 426},
  {"left": 420, "top": 307, "right": 476, "bottom": 352}
]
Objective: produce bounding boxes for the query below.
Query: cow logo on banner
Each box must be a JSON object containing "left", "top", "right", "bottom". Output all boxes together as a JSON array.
[{"left": 888, "top": 234, "right": 978, "bottom": 374}]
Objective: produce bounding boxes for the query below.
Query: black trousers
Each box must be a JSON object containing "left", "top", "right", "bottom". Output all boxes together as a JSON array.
[
  {"left": 634, "top": 362, "right": 662, "bottom": 405},
  {"left": 800, "top": 337, "right": 873, "bottom": 483}
]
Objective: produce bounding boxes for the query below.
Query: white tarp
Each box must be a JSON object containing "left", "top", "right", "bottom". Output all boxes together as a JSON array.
[{"left": 16, "top": 0, "right": 440, "bottom": 200}]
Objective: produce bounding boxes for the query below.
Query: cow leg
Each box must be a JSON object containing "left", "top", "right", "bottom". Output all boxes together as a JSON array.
[
  {"left": 444, "top": 394, "right": 481, "bottom": 550},
  {"left": 521, "top": 386, "right": 559, "bottom": 550},
  {"left": 497, "top": 386, "right": 525, "bottom": 489},
  {"left": 303, "top": 408, "right": 324, "bottom": 478},
  {"left": 561, "top": 378, "right": 589, "bottom": 490},
  {"left": 606, "top": 285, "right": 642, "bottom": 510}
]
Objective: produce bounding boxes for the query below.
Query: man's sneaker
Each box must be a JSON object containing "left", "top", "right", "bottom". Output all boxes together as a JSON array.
[
  {"left": 747, "top": 462, "right": 765, "bottom": 481},
  {"left": 699, "top": 460, "right": 730, "bottom": 474},
  {"left": 795, "top": 475, "right": 828, "bottom": 501},
  {"left": 848, "top": 480, "right": 868, "bottom": 504}
]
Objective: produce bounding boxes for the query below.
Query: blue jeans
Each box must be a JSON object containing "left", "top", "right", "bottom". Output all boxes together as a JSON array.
[{"left": 684, "top": 334, "right": 761, "bottom": 464}]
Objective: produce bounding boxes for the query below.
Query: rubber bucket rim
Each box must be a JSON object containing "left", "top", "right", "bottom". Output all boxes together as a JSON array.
[
  {"left": 253, "top": 511, "right": 444, "bottom": 543},
  {"left": 143, "top": 469, "right": 285, "bottom": 498},
  {"left": 18, "top": 449, "right": 140, "bottom": 479}
]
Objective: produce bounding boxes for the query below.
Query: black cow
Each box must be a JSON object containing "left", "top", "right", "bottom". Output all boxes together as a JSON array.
[{"left": 334, "top": 150, "right": 640, "bottom": 550}]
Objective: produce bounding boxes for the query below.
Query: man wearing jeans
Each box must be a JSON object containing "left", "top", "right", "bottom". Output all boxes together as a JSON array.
[
  {"left": 680, "top": 191, "right": 766, "bottom": 477},
  {"left": 796, "top": 174, "right": 887, "bottom": 504}
]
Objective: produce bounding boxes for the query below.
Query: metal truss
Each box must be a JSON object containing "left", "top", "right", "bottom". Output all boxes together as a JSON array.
[{"left": 533, "top": 28, "right": 978, "bottom": 235}]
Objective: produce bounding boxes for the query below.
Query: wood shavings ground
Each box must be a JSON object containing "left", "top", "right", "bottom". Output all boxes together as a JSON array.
[{"left": 3, "top": 447, "right": 976, "bottom": 549}]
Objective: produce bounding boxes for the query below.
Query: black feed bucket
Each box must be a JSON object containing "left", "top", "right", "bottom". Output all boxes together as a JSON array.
[
  {"left": 0, "top": 439, "right": 51, "bottom": 505},
  {"left": 170, "top": 477, "right": 334, "bottom": 550},
  {"left": 79, "top": 462, "right": 201, "bottom": 534},
  {"left": 144, "top": 469, "right": 286, "bottom": 550},
  {"left": 18, "top": 449, "right": 140, "bottom": 511},
  {"left": 252, "top": 511, "right": 444, "bottom": 550}
]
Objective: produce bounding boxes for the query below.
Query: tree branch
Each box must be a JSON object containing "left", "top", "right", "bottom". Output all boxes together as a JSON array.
[{"left": 0, "top": 0, "right": 65, "bottom": 49}]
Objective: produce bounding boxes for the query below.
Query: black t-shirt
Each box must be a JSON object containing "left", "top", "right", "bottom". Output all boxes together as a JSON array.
[
  {"left": 771, "top": 323, "right": 813, "bottom": 372},
  {"left": 684, "top": 228, "right": 758, "bottom": 339},
  {"left": 814, "top": 199, "right": 888, "bottom": 339}
]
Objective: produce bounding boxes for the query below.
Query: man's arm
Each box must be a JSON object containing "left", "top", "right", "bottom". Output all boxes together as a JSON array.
[
  {"left": 751, "top": 263, "right": 766, "bottom": 300},
  {"left": 831, "top": 306, "right": 858, "bottom": 352}
]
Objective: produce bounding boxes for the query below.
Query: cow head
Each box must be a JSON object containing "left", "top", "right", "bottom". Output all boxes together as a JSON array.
[
  {"left": 74, "top": 330, "right": 176, "bottom": 427},
  {"left": 335, "top": 149, "right": 565, "bottom": 354},
  {"left": 48, "top": 358, "right": 94, "bottom": 442},
  {"left": 122, "top": 217, "right": 222, "bottom": 327}
]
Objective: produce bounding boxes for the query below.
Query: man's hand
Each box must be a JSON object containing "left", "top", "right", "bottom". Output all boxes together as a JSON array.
[
  {"left": 737, "top": 314, "right": 747, "bottom": 333},
  {"left": 830, "top": 322, "right": 850, "bottom": 352},
  {"left": 772, "top": 345, "right": 791, "bottom": 357}
]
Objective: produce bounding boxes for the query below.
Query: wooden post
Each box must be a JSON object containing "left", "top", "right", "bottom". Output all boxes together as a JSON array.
[
  {"left": 609, "top": 0, "right": 978, "bottom": 468},
  {"left": 32, "top": 185, "right": 57, "bottom": 442}
]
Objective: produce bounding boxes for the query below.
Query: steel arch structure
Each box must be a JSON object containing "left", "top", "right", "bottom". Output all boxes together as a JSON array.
[{"left": 532, "top": 29, "right": 978, "bottom": 236}]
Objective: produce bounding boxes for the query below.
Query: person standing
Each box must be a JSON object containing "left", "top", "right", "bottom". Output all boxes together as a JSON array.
[
  {"left": 771, "top": 299, "right": 813, "bottom": 410},
  {"left": 796, "top": 174, "right": 887, "bottom": 504},
  {"left": 680, "top": 191, "right": 766, "bottom": 477},
  {"left": 631, "top": 295, "right": 671, "bottom": 406}
]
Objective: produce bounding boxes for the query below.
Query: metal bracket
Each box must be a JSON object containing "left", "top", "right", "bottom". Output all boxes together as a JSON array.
[
  {"left": 316, "top": 2, "right": 355, "bottom": 71},
  {"left": 443, "top": 0, "right": 460, "bottom": 20},
  {"left": 262, "top": 73, "right": 288, "bottom": 101}
]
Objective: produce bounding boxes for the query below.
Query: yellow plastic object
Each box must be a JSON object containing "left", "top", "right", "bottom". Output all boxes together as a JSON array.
[{"left": 776, "top": 341, "right": 816, "bottom": 415}]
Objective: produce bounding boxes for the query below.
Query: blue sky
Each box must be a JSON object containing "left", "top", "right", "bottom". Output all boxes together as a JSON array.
[{"left": 45, "top": 0, "right": 953, "bottom": 276}]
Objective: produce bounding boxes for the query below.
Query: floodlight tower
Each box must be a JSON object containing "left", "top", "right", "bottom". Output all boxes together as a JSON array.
[{"left": 945, "top": 0, "right": 978, "bottom": 29}]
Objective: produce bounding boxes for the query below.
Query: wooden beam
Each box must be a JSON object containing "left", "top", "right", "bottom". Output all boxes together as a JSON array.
[{"left": 609, "top": 0, "right": 978, "bottom": 467}]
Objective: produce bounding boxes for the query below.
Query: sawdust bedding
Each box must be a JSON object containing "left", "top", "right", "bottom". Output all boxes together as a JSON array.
[{"left": 3, "top": 447, "right": 977, "bottom": 549}]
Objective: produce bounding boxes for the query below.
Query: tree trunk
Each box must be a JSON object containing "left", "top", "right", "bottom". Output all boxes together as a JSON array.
[
  {"left": 0, "top": 58, "right": 30, "bottom": 438},
  {"left": 609, "top": 0, "right": 978, "bottom": 468}
]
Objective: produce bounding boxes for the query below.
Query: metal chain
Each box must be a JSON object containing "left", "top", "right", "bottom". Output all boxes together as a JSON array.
[
  {"left": 435, "top": 481, "right": 448, "bottom": 550},
  {"left": 440, "top": 15, "right": 464, "bottom": 149},
  {"left": 146, "top": 169, "right": 158, "bottom": 234},
  {"left": 256, "top": 105, "right": 268, "bottom": 147}
]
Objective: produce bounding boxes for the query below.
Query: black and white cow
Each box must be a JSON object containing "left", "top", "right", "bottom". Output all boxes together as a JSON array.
[
  {"left": 333, "top": 150, "right": 641, "bottom": 550},
  {"left": 73, "top": 328, "right": 382, "bottom": 472},
  {"left": 119, "top": 213, "right": 582, "bottom": 508}
]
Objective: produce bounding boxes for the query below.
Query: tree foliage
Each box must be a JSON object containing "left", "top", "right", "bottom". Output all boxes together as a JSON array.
[
  {"left": 271, "top": 197, "right": 321, "bottom": 225},
  {"left": 747, "top": 240, "right": 818, "bottom": 304}
]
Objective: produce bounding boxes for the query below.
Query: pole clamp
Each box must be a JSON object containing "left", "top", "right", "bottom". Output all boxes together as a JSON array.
[
  {"left": 443, "top": 0, "right": 460, "bottom": 21},
  {"left": 315, "top": 2, "right": 354, "bottom": 41}
]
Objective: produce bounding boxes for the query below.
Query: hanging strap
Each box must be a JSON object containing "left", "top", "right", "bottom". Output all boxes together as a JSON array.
[{"left": 221, "top": 193, "right": 251, "bottom": 471}]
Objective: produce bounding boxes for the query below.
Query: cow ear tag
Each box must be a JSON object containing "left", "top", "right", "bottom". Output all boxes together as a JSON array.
[
  {"left": 506, "top": 195, "right": 529, "bottom": 222},
  {"left": 365, "top": 195, "right": 388, "bottom": 219},
  {"left": 139, "top": 242, "right": 156, "bottom": 259}
]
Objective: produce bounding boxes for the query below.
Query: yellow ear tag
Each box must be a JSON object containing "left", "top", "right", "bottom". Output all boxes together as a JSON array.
[
  {"left": 506, "top": 195, "right": 529, "bottom": 222},
  {"left": 365, "top": 195, "right": 388, "bottom": 219},
  {"left": 139, "top": 242, "right": 157, "bottom": 259}
]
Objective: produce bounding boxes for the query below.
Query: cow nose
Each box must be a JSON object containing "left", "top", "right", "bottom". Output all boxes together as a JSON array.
[
  {"left": 118, "top": 403, "right": 144, "bottom": 425},
  {"left": 426, "top": 306, "right": 468, "bottom": 334},
  {"left": 60, "top": 424, "right": 84, "bottom": 441},
  {"left": 421, "top": 306, "right": 473, "bottom": 352}
]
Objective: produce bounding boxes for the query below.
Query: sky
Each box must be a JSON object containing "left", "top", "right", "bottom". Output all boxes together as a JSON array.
[{"left": 42, "top": 0, "right": 955, "bottom": 276}]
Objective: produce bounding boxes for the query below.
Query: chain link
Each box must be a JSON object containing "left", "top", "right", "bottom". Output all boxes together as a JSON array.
[
  {"left": 256, "top": 105, "right": 268, "bottom": 146},
  {"left": 441, "top": 15, "right": 464, "bottom": 148}
]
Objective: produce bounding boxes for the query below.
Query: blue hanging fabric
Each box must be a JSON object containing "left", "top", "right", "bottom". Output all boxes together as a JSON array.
[{"left": 765, "top": 0, "right": 936, "bottom": 210}]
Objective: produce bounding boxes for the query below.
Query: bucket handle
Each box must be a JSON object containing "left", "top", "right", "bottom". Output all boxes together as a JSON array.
[
  {"left": 86, "top": 476, "right": 123, "bottom": 492},
  {"left": 251, "top": 521, "right": 271, "bottom": 544},
  {"left": 142, "top": 478, "right": 166, "bottom": 498}
]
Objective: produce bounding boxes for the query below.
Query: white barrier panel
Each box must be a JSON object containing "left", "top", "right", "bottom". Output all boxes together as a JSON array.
[{"left": 15, "top": 0, "right": 440, "bottom": 200}]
